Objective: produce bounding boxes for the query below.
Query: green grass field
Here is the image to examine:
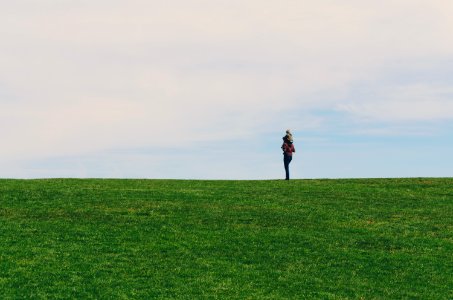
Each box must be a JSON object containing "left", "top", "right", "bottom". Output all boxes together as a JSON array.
[{"left": 1, "top": 178, "right": 452, "bottom": 299}]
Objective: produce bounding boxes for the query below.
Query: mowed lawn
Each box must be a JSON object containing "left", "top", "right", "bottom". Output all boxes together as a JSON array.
[{"left": 0, "top": 178, "right": 452, "bottom": 299}]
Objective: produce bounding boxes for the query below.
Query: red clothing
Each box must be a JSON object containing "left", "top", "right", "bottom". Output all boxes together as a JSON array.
[{"left": 282, "top": 143, "right": 295, "bottom": 156}]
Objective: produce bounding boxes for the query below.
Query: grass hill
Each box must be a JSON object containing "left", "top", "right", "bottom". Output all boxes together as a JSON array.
[{"left": 1, "top": 178, "right": 452, "bottom": 299}]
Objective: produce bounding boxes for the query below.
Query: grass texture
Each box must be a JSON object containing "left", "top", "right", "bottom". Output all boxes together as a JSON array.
[{"left": 1, "top": 178, "right": 452, "bottom": 299}]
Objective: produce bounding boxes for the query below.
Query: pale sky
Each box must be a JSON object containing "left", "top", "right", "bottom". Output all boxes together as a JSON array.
[{"left": 1, "top": 0, "right": 452, "bottom": 179}]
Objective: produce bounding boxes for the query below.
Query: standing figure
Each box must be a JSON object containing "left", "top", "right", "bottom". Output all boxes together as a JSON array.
[{"left": 282, "top": 129, "right": 295, "bottom": 180}]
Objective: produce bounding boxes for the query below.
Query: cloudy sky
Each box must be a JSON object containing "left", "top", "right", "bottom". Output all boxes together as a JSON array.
[{"left": 1, "top": 0, "right": 452, "bottom": 179}]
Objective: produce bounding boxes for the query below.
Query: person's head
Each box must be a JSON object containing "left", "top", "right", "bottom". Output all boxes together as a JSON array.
[
  {"left": 283, "top": 136, "right": 293, "bottom": 144},
  {"left": 286, "top": 131, "right": 293, "bottom": 142}
]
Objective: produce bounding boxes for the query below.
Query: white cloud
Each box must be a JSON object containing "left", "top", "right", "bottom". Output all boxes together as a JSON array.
[
  {"left": 337, "top": 84, "right": 453, "bottom": 122},
  {"left": 1, "top": 0, "right": 453, "bottom": 174}
]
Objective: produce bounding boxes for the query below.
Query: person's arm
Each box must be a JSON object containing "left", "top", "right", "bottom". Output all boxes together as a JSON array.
[{"left": 292, "top": 144, "right": 296, "bottom": 153}]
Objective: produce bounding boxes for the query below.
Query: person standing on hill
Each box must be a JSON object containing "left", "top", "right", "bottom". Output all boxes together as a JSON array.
[{"left": 282, "top": 129, "right": 295, "bottom": 180}]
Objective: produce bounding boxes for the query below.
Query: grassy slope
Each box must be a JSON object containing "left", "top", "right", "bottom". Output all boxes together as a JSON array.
[{"left": 0, "top": 178, "right": 452, "bottom": 299}]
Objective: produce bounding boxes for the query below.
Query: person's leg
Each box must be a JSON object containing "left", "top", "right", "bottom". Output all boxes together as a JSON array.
[
  {"left": 284, "top": 155, "right": 290, "bottom": 180},
  {"left": 287, "top": 156, "right": 292, "bottom": 180},
  {"left": 283, "top": 156, "right": 288, "bottom": 180}
]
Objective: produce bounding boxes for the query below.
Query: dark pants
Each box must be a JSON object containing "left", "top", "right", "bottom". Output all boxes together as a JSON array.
[{"left": 284, "top": 154, "right": 292, "bottom": 180}]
